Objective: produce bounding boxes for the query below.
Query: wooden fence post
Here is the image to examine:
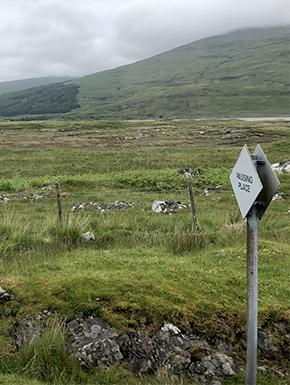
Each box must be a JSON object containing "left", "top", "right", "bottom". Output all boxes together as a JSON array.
[
  {"left": 187, "top": 178, "right": 197, "bottom": 225},
  {"left": 55, "top": 182, "right": 63, "bottom": 227}
]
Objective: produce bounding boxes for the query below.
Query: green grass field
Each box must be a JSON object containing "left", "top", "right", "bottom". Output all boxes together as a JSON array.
[{"left": 0, "top": 118, "right": 289, "bottom": 384}]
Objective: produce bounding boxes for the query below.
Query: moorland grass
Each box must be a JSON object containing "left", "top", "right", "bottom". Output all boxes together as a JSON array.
[{"left": 0, "top": 119, "right": 289, "bottom": 384}]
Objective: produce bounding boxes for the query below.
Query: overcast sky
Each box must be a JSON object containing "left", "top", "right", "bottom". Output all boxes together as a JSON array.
[{"left": 0, "top": 0, "right": 289, "bottom": 82}]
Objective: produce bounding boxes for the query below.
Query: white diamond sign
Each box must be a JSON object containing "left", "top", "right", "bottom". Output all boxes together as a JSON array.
[{"left": 230, "top": 145, "right": 263, "bottom": 219}]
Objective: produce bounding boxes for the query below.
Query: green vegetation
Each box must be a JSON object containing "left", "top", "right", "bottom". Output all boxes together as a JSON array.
[
  {"left": 0, "top": 27, "right": 289, "bottom": 120},
  {"left": 0, "top": 83, "right": 79, "bottom": 117},
  {"left": 0, "top": 118, "right": 289, "bottom": 384}
]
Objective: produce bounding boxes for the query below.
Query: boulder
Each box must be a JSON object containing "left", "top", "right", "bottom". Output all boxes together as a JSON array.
[
  {"left": 151, "top": 199, "right": 186, "bottom": 214},
  {"left": 81, "top": 231, "right": 95, "bottom": 241},
  {"left": 66, "top": 317, "right": 123, "bottom": 369}
]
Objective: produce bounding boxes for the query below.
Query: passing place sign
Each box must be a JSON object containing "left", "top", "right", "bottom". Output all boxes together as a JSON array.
[{"left": 229, "top": 145, "right": 263, "bottom": 219}]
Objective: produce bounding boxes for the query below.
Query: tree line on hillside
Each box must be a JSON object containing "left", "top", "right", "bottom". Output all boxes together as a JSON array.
[{"left": 0, "top": 83, "right": 80, "bottom": 117}]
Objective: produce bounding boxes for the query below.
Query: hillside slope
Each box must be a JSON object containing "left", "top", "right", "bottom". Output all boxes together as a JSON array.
[
  {"left": 0, "top": 26, "right": 289, "bottom": 120},
  {"left": 0, "top": 76, "right": 75, "bottom": 96}
]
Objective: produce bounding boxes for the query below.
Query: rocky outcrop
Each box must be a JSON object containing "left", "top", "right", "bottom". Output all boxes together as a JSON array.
[
  {"left": 7, "top": 314, "right": 290, "bottom": 383},
  {"left": 66, "top": 319, "right": 238, "bottom": 383}
]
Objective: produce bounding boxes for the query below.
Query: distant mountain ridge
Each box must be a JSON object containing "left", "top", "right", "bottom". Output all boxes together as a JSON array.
[
  {"left": 0, "top": 26, "right": 289, "bottom": 120},
  {"left": 0, "top": 76, "right": 76, "bottom": 96}
]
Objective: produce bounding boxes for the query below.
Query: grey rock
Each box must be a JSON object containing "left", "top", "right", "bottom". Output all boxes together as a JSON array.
[
  {"left": 189, "top": 361, "right": 206, "bottom": 375},
  {"left": 128, "top": 329, "right": 155, "bottom": 376},
  {"left": 271, "top": 160, "right": 290, "bottom": 173},
  {"left": 272, "top": 193, "right": 283, "bottom": 201},
  {"left": 128, "top": 324, "right": 194, "bottom": 376},
  {"left": 8, "top": 317, "right": 45, "bottom": 349},
  {"left": 67, "top": 317, "right": 123, "bottom": 369},
  {"left": 0, "top": 287, "right": 7, "bottom": 296},
  {"left": 75, "top": 339, "right": 123, "bottom": 368},
  {"left": 72, "top": 200, "right": 141, "bottom": 212},
  {"left": 176, "top": 168, "right": 200, "bottom": 176},
  {"left": 189, "top": 352, "right": 237, "bottom": 382},
  {"left": 166, "top": 353, "right": 191, "bottom": 374},
  {"left": 151, "top": 199, "right": 186, "bottom": 214},
  {"left": 258, "top": 330, "right": 279, "bottom": 355},
  {"left": 67, "top": 317, "right": 118, "bottom": 351},
  {"left": 81, "top": 231, "right": 95, "bottom": 241},
  {"left": 214, "top": 338, "right": 232, "bottom": 353},
  {"left": 0, "top": 287, "right": 15, "bottom": 303},
  {"left": 203, "top": 186, "right": 223, "bottom": 195},
  {"left": 188, "top": 334, "right": 210, "bottom": 349}
]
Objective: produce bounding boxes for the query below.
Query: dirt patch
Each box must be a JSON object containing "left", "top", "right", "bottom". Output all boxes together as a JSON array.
[{"left": 218, "top": 131, "right": 282, "bottom": 146}]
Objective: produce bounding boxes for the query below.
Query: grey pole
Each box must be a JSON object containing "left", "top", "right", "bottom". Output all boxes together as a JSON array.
[{"left": 246, "top": 203, "right": 258, "bottom": 385}]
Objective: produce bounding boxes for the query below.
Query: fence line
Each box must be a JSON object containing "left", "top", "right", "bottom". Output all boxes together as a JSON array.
[
  {"left": 0, "top": 208, "right": 286, "bottom": 217},
  {"left": 1, "top": 188, "right": 235, "bottom": 198}
]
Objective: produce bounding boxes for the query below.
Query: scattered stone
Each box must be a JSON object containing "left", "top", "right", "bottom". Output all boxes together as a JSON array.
[
  {"left": 13, "top": 193, "right": 48, "bottom": 200},
  {"left": 272, "top": 193, "right": 283, "bottom": 201},
  {"left": 81, "top": 231, "right": 95, "bottom": 241},
  {"left": 257, "top": 366, "right": 268, "bottom": 372},
  {"left": 0, "top": 286, "right": 15, "bottom": 303},
  {"left": 204, "top": 186, "right": 223, "bottom": 195},
  {"left": 151, "top": 199, "right": 186, "bottom": 214},
  {"left": 271, "top": 160, "right": 290, "bottom": 173},
  {"left": 40, "top": 185, "right": 55, "bottom": 190},
  {"left": 176, "top": 168, "right": 200, "bottom": 177},
  {"left": 72, "top": 203, "right": 88, "bottom": 211},
  {"left": 72, "top": 201, "right": 141, "bottom": 212},
  {"left": 98, "top": 201, "right": 141, "bottom": 212}
]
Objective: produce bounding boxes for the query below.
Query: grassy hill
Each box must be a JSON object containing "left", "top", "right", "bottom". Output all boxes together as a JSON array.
[{"left": 0, "top": 26, "right": 289, "bottom": 120}]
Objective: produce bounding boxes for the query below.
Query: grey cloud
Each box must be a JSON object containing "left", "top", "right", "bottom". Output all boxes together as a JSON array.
[
  {"left": 0, "top": 0, "right": 289, "bottom": 82},
  {"left": 111, "top": 0, "right": 290, "bottom": 60}
]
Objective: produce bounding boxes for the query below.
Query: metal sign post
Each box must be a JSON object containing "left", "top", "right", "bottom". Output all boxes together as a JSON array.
[
  {"left": 246, "top": 204, "right": 258, "bottom": 385},
  {"left": 230, "top": 144, "right": 280, "bottom": 385}
]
